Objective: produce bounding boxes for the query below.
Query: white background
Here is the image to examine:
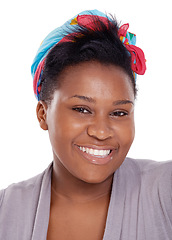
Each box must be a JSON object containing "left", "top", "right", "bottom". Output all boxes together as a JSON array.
[{"left": 0, "top": 0, "right": 171, "bottom": 189}]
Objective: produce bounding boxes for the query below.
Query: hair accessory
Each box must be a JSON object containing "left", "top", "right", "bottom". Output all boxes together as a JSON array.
[
  {"left": 118, "top": 23, "right": 146, "bottom": 76},
  {"left": 31, "top": 10, "right": 146, "bottom": 100}
]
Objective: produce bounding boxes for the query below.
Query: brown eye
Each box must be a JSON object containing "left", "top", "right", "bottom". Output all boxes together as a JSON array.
[
  {"left": 72, "top": 107, "right": 91, "bottom": 114},
  {"left": 110, "top": 111, "right": 128, "bottom": 117}
]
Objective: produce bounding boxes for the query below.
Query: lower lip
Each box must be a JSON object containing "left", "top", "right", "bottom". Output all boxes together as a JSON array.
[{"left": 75, "top": 146, "right": 115, "bottom": 165}]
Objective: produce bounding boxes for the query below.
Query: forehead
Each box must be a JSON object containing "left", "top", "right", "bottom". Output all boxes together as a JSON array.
[{"left": 55, "top": 61, "right": 134, "bottom": 101}]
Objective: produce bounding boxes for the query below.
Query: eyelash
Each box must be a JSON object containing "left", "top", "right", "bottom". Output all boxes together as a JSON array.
[
  {"left": 72, "top": 107, "right": 91, "bottom": 114},
  {"left": 110, "top": 111, "right": 128, "bottom": 117},
  {"left": 72, "top": 107, "right": 128, "bottom": 117}
]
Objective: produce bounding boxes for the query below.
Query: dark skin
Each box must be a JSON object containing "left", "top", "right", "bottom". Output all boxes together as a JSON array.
[{"left": 36, "top": 61, "right": 135, "bottom": 240}]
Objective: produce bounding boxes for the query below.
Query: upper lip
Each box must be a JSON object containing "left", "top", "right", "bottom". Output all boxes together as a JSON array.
[{"left": 75, "top": 144, "right": 118, "bottom": 150}]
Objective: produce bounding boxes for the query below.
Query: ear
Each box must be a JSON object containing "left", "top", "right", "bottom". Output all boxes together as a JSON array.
[{"left": 36, "top": 101, "right": 48, "bottom": 130}]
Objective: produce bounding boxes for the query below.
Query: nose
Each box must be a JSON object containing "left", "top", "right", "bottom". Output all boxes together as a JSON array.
[{"left": 87, "top": 118, "right": 114, "bottom": 140}]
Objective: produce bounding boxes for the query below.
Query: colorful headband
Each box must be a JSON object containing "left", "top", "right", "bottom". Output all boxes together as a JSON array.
[{"left": 31, "top": 9, "right": 146, "bottom": 100}]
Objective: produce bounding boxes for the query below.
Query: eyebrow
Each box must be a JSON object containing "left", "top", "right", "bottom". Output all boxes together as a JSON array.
[
  {"left": 69, "top": 95, "right": 96, "bottom": 103},
  {"left": 69, "top": 95, "right": 134, "bottom": 105},
  {"left": 112, "top": 99, "right": 134, "bottom": 106}
]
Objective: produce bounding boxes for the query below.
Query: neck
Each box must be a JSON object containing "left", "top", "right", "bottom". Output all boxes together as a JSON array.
[{"left": 51, "top": 159, "right": 113, "bottom": 203}]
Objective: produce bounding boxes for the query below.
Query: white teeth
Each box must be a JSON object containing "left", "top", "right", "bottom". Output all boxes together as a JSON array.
[
  {"left": 79, "top": 146, "right": 111, "bottom": 157},
  {"left": 94, "top": 149, "right": 98, "bottom": 155},
  {"left": 90, "top": 149, "right": 94, "bottom": 155}
]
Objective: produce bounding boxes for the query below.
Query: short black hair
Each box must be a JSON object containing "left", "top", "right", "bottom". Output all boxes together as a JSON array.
[{"left": 40, "top": 15, "right": 137, "bottom": 104}]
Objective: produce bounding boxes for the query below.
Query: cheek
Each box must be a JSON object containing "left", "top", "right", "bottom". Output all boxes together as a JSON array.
[
  {"left": 47, "top": 110, "right": 86, "bottom": 148},
  {"left": 114, "top": 118, "right": 135, "bottom": 148}
]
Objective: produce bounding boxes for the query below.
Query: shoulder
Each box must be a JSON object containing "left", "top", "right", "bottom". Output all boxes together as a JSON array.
[
  {"left": 125, "top": 157, "right": 172, "bottom": 172},
  {"left": 0, "top": 163, "right": 52, "bottom": 239},
  {"left": 0, "top": 171, "right": 44, "bottom": 209},
  {"left": 123, "top": 157, "right": 172, "bottom": 193},
  {"left": 0, "top": 163, "right": 52, "bottom": 209},
  {"left": 125, "top": 157, "right": 172, "bottom": 176},
  {"left": 124, "top": 157, "right": 172, "bottom": 178}
]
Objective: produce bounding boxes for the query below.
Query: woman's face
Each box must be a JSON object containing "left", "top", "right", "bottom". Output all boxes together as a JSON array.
[{"left": 39, "top": 61, "right": 135, "bottom": 183}]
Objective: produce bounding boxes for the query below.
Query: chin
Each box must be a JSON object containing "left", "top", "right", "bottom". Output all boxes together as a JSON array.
[{"left": 78, "top": 171, "right": 114, "bottom": 184}]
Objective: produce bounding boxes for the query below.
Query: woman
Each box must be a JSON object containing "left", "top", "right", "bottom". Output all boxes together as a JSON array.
[{"left": 0, "top": 9, "right": 171, "bottom": 240}]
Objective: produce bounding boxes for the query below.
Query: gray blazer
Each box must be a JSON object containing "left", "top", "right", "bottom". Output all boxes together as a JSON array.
[{"left": 0, "top": 158, "right": 172, "bottom": 240}]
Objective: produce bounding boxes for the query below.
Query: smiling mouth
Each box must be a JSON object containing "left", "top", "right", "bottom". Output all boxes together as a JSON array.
[
  {"left": 78, "top": 146, "right": 112, "bottom": 158},
  {"left": 75, "top": 145, "right": 115, "bottom": 165}
]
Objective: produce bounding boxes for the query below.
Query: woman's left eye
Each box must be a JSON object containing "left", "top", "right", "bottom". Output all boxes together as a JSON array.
[{"left": 110, "top": 111, "right": 128, "bottom": 117}]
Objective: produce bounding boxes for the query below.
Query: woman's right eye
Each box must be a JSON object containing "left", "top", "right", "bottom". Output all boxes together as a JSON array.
[{"left": 72, "top": 107, "right": 91, "bottom": 114}]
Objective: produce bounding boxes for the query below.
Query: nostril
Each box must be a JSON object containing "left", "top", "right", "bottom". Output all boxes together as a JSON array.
[{"left": 87, "top": 124, "right": 114, "bottom": 140}]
